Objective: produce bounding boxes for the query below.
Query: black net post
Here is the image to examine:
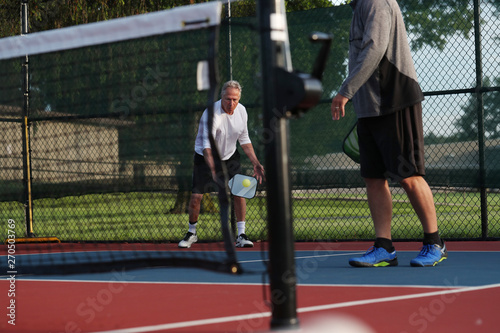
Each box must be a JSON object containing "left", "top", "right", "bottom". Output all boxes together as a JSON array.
[{"left": 258, "top": 0, "right": 298, "bottom": 330}]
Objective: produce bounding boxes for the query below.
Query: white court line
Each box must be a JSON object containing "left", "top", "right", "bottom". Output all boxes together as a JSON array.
[
  {"left": 295, "top": 252, "right": 361, "bottom": 260},
  {"left": 239, "top": 251, "right": 360, "bottom": 264},
  {"left": 90, "top": 283, "right": 500, "bottom": 333}
]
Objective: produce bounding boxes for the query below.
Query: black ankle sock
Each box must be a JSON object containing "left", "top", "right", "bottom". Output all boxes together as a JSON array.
[
  {"left": 189, "top": 221, "right": 197, "bottom": 225},
  {"left": 423, "top": 231, "right": 443, "bottom": 246},
  {"left": 374, "top": 237, "right": 395, "bottom": 252}
]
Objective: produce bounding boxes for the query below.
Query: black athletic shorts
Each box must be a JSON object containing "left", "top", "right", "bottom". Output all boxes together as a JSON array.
[
  {"left": 358, "top": 103, "right": 425, "bottom": 182},
  {"left": 191, "top": 150, "right": 242, "bottom": 194}
]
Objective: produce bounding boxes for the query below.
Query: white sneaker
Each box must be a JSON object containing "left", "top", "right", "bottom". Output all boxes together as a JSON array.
[
  {"left": 178, "top": 232, "right": 198, "bottom": 248},
  {"left": 235, "top": 233, "right": 254, "bottom": 248}
]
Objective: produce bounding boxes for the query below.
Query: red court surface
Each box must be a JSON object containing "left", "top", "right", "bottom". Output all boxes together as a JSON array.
[{"left": 1, "top": 241, "right": 499, "bottom": 333}]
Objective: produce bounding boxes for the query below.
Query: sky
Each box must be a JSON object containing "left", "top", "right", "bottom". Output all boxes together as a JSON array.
[{"left": 413, "top": 4, "right": 500, "bottom": 136}]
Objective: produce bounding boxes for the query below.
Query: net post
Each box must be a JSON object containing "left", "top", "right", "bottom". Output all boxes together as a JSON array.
[
  {"left": 21, "top": 0, "right": 35, "bottom": 238},
  {"left": 258, "top": 0, "right": 299, "bottom": 330}
]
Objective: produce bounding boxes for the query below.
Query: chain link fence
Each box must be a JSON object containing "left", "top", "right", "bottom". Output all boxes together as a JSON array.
[
  {"left": 0, "top": 1, "right": 19, "bottom": 38},
  {"left": 1, "top": 1, "right": 499, "bottom": 244}
]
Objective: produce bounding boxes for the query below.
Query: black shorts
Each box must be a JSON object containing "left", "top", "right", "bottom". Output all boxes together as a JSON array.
[
  {"left": 358, "top": 103, "right": 425, "bottom": 182},
  {"left": 191, "top": 150, "right": 242, "bottom": 194}
]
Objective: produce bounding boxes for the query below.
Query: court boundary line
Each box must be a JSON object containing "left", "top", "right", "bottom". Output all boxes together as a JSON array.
[
  {"left": 89, "top": 283, "right": 500, "bottom": 333},
  {"left": 239, "top": 251, "right": 360, "bottom": 263},
  {"left": 9, "top": 278, "right": 467, "bottom": 289}
]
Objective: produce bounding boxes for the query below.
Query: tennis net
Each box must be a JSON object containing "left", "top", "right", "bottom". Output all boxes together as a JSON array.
[{"left": 0, "top": 2, "right": 242, "bottom": 275}]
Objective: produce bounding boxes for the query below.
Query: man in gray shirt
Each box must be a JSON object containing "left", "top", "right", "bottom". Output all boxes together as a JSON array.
[{"left": 331, "top": 0, "right": 447, "bottom": 267}]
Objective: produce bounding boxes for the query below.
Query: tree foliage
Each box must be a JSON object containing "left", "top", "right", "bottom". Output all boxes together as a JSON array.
[
  {"left": 454, "top": 77, "right": 500, "bottom": 140},
  {"left": 0, "top": 0, "right": 207, "bottom": 36},
  {"left": 399, "top": 0, "right": 474, "bottom": 51}
]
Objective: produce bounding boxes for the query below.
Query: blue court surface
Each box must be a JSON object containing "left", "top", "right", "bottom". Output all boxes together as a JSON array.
[{"left": 21, "top": 248, "right": 499, "bottom": 287}]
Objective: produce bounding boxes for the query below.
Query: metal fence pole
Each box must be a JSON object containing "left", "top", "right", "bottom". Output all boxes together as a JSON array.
[
  {"left": 21, "top": 0, "right": 35, "bottom": 237},
  {"left": 473, "top": 0, "right": 488, "bottom": 239},
  {"left": 227, "top": 0, "right": 233, "bottom": 81}
]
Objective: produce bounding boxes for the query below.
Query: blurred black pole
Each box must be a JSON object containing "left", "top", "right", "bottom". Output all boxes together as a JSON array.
[
  {"left": 473, "top": 0, "right": 488, "bottom": 239},
  {"left": 21, "top": 0, "right": 35, "bottom": 237},
  {"left": 257, "top": 0, "right": 298, "bottom": 330}
]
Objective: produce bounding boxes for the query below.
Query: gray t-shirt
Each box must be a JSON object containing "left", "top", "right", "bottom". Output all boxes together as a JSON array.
[{"left": 339, "top": 0, "right": 424, "bottom": 118}]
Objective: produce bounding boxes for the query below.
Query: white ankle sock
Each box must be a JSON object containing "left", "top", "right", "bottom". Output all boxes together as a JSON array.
[
  {"left": 188, "top": 222, "right": 197, "bottom": 234},
  {"left": 237, "top": 221, "right": 245, "bottom": 236}
]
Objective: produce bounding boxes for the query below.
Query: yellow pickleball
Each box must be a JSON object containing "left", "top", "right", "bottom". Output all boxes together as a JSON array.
[{"left": 242, "top": 179, "right": 251, "bottom": 187}]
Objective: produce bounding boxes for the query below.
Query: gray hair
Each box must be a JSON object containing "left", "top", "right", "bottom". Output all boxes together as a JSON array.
[{"left": 221, "top": 80, "right": 242, "bottom": 98}]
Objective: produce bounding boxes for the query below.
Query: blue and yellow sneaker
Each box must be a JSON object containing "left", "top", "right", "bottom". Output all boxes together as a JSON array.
[
  {"left": 410, "top": 243, "right": 448, "bottom": 267},
  {"left": 349, "top": 246, "right": 398, "bottom": 267}
]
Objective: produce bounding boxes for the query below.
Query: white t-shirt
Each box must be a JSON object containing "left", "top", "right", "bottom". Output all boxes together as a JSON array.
[{"left": 194, "top": 100, "right": 252, "bottom": 161}]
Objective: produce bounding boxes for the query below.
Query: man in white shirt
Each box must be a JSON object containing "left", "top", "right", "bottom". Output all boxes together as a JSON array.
[{"left": 178, "top": 80, "right": 265, "bottom": 248}]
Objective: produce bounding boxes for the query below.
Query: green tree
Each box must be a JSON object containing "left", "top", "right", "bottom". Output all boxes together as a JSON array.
[
  {"left": 454, "top": 77, "right": 500, "bottom": 140},
  {"left": 0, "top": 0, "right": 207, "bottom": 36},
  {"left": 399, "top": 0, "right": 474, "bottom": 51}
]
